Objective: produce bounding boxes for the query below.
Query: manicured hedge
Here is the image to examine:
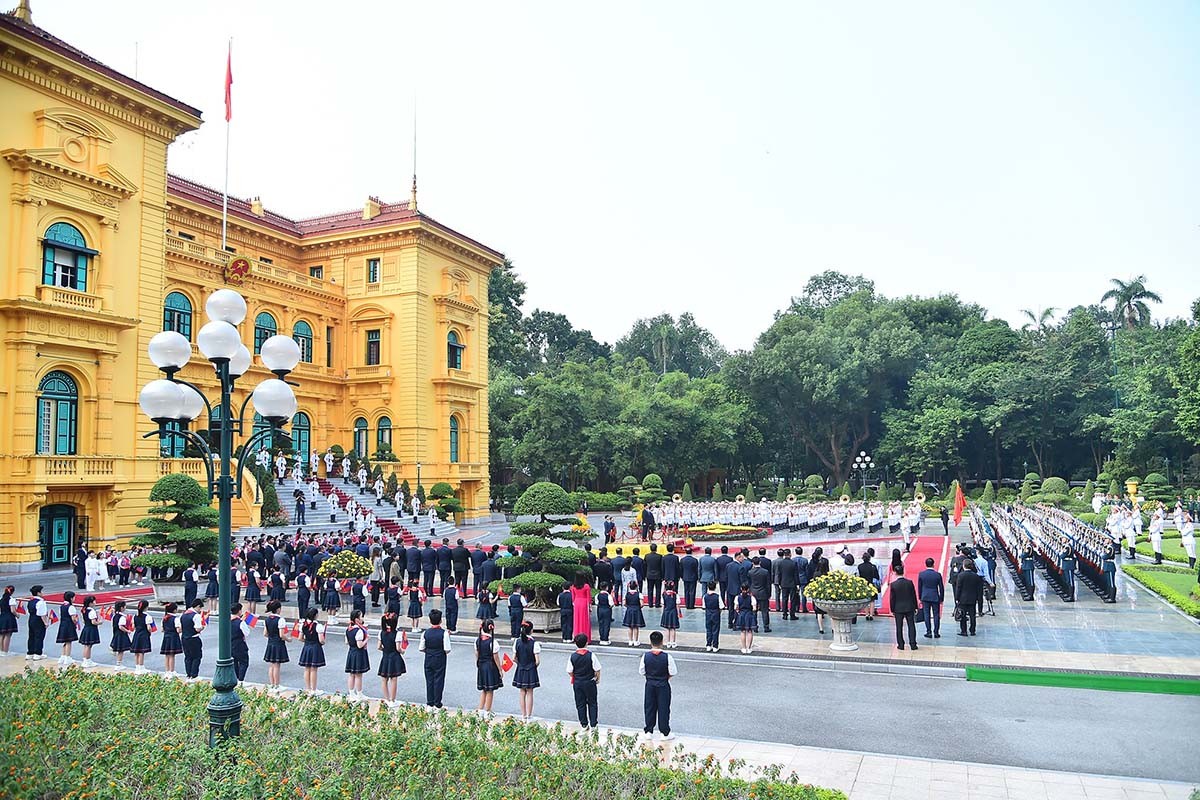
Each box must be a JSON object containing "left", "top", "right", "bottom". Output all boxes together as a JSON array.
[
  {"left": 0, "top": 671, "right": 844, "bottom": 800},
  {"left": 1123, "top": 565, "right": 1200, "bottom": 618}
]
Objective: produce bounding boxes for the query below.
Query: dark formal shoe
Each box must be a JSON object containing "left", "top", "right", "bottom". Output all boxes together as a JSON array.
[
  {"left": 970, "top": 631, "right": 976, "bottom": 636},
  {"left": 923, "top": 633, "right": 932, "bottom": 638},
  {"left": 910, "top": 645, "right": 918, "bottom": 650},
  {"left": 934, "top": 633, "right": 941, "bottom": 638},
  {"left": 897, "top": 643, "right": 905, "bottom": 650},
  {"left": 957, "top": 632, "right": 967, "bottom": 636}
]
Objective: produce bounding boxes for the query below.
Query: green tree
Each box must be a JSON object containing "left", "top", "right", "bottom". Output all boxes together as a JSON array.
[
  {"left": 712, "top": 483, "right": 724, "bottom": 502},
  {"left": 681, "top": 483, "right": 693, "bottom": 502},
  {"left": 130, "top": 474, "right": 218, "bottom": 577},
  {"left": 508, "top": 482, "right": 587, "bottom": 605},
  {"left": 1102, "top": 275, "right": 1162, "bottom": 329},
  {"left": 981, "top": 481, "right": 996, "bottom": 504},
  {"left": 614, "top": 312, "right": 728, "bottom": 377}
]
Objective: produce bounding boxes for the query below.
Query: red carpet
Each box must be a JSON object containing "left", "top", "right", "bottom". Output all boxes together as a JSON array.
[
  {"left": 877, "top": 535, "right": 950, "bottom": 616},
  {"left": 37, "top": 586, "right": 154, "bottom": 605}
]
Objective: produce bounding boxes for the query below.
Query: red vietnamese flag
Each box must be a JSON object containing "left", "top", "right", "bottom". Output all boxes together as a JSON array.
[
  {"left": 400, "top": 631, "right": 409, "bottom": 651},
  {"left": 953, "top": 482, "right": 967, "bottom": 526},
  {"left": 500, "top": 653, "right": 514, "bottom": 673},
  {"left": 223, "top": 42, "right": 233, "bottom": 121},
  {"left": 289, "top": 620, "right": 301, "bottom": 639}
]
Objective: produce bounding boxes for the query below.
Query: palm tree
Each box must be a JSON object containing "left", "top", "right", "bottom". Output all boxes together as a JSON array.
[
  {"left": 1020, "top": 307, "right": 1057, "bottom": 333},
  {"left": 1101, "top": 275, "right": 1162, "bottom": 329}
]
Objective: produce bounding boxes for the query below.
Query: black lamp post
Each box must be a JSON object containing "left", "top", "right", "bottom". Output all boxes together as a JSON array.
[
  {"left": 140, "top": 288, "right": 300, "bottom": 745},
  {"left": 854, "top": 451, "right": 874, "bottom": 501}
]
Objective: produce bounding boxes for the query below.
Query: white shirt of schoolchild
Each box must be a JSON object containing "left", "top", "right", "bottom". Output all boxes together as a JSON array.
[
  {"left": 638, "top": 649, "right": 679, "bottom": 678},
  {"left": 512, "top": 638, "right": 541, "bottom": 656},
  {"left": 565, "top": 651, "right": 602, "bottom": 675},
  {"left": 418, "top": 627, "right": 452, "bottom": 653},
  {"left": 29, "top": 596, "right": 49, "bottom": 620}
]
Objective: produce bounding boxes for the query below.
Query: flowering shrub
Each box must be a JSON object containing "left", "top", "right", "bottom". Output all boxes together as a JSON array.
[
  {"left": 0, "top": 671, "right": 845, "bottom": 800},
  {"left": 316, "top": 550, "right": 373, "bottom": 579},
  {"left": 804, "top": 571, "right": 877, "bottom": 602}
]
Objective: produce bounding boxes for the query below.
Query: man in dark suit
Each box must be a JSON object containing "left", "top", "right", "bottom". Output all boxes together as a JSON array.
[
  {"left": 593, "top": 553, "right": 613, "bottom": 589},
  {"left": 420, "top": 540, "right": 438, "bottom": 594},
  {"left": 662, "top": 544, "right": 680, "bottom": 590},
  {"left": 610, "top": 548, "right": 627, "bottom": 591},
  {"left": 680, "top": 548, "right": 699, "bottom": 608},
  {"left": 436, "top": 538, "right": 453, "bottom": 594},
  {"left": 644, "top": 544, "right": 664, "bottom": 607},
  {"left": 641, "top": 506, "right": 656, "bottom": 541},
  {"left": 405, "top": 543, "right": 422, "bottom": 585},
  {"left": 630, "top": 548, "right": 646, "bottom": 593},
  {"left": 888, "top": 564, "right": 919, "bottom": 650},
  {"left": 954, "top": 561, "right": 983, "bottom": 636},
  {"left": 73, "top": 545, "right": 88, "bottom": 589},
  {"left": 724, "top": 553, "right": 746, "bottom": 628},
  {"left": 451, "top": 539, "right": 471, "bottom": 593},
  {"left": 469, "top": 544, "right": 487, "bottom": 597},
  {"left": 602, "top": 516, "right": 616, "bottom": 544},
  {"left": 714, "top": 546, "right": 733, "bottom": 598},
  {"left": 748, "top": 557, "right": 773, "bottom": 631},
  {"left": 792, "top": 547, "right": 810, "bottom": 614},
  {"left": 917, "top": 557, "right": 945, "bottom": 638},
  {"left": 776, "top": 549, "right": 798, "bottom": 619}
]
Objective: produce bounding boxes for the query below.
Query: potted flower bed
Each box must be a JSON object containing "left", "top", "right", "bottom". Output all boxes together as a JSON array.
[
  {"left": 804, "top": 571, "right": 877, "bottom": 652},
  {"left": 130, "top": 474, "right": 218, "bottom": 605},
  {"left": 316, "top": 550, "right": 373, "bottom": 623}
]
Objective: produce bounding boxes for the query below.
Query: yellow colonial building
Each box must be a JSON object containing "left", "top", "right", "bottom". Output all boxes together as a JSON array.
[{"left": 0, "top": 4, "right": 497, "bottom": 572}]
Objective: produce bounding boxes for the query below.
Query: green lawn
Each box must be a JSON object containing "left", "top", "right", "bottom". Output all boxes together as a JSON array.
[
  {"left": 1135, "top": 538, "right": 1192, "bottom": 564},
  {"left": 1123, "top": 564, "right": 1200, "bottom": 618}
]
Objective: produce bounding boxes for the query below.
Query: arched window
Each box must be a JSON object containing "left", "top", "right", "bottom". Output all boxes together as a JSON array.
[
  {"left": 376, "top": 416, "right": 391, "bottom": 450},
  {"left": 42, "top": 222, "right": 95, "bottom": 292},
  {"left": 163, "top": 292, "right": 193, "bottom": 339},
  {"left": 291, "top": 412, "right": 311, "bottom": 457},
  {"left": 162, "top": 421, "right": 186, "bottom": 458},
  {"left": 353, "top": 417, "right": 368, "bottom": 456},
  {"left": 36, "top": 371, "right": 78, "bottom": 455},
  {"left": 292, "top": 320, "right": 313, "bottom": 364},
  {"left": 447, "top": 330, "right": 464, "bottom": 370},
  {"left": 253, "top": 312, "right": 277, "bottom": 354},
  {"left": 449, "top": 416, "right": 460, "bottom": 464}
]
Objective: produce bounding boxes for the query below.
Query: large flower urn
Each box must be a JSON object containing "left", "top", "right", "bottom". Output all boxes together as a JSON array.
[{"left": 818, "top": 598, "right": 874, "bottom": 652}]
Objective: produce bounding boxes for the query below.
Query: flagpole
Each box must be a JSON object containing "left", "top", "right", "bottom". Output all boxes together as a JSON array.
[{"left": 221, "top": 38, "right": 231, "bottom": 252}]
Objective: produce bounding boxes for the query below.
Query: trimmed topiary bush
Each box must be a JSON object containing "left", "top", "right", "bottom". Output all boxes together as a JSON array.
[
  {"left": 1041, "top": 477, "right": 1068, "bottom": 495},
  {"left": 681, "top": 483, "right": 693, "bottom": 502},
  {"left": 130, "top": 473, "right": 218, "bottom": 577},
  {"left": 980, "top": 481, "right": 996, "bottom": 505},
  {"left": 510, "top": 482, "right": 585, "bottom": 606}
]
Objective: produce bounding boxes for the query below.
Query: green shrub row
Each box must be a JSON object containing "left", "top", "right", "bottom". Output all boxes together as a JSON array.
[
  {"left": 1123, "top": 565, "right": 1200, "bottom": 618},
  {"left": 0, "top": 671, "right": 844, "bottom": 800}
]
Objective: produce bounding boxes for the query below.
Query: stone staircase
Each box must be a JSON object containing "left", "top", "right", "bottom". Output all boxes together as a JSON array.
[{"left": 234, "top": 476, "right": 460, "bottom": 544}]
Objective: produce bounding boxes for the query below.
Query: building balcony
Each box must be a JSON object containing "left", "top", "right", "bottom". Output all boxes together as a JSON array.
[
  {"left": 446, "top": 462, "right": 485, "bottom": 481},
  {"left": 36, "top": 284, "right": 100, "bottom": 313},
  {"left": 347, "top": 364, "right": 391, "bottom": 382},
  {"left": 166, "top": 235, "right": 344, "bottom": 299},
  {"left": 30, "top": 455, "right": 117, "bottom": 485},
  {"left": 158, "top": 458, "right": 208, "bottom": 479}
]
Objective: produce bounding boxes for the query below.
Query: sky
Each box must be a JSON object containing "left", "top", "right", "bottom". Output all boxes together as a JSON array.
[{"left": 28, "top": 1, "right": 1200, "bottom": 351}]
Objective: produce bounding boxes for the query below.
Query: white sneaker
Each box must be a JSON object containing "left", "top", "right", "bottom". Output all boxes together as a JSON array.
[
  {"left": 32, "top": 654, "right": 45, "bottom": 661},
  {"left": 713, "top": 647, "right": 719, "bottom": 653},
  {"left": 600, "top": 640, "right": 610, "bottom": 646},
  {"left": 662, "top": 732, "right": 675, "bottom": 741},
  {"left": 134, "top": 666, "right": 148, "bottom": 675},
  {"left": 113, "top": 663, "right": 126, "bottom": 670},
  {"left": 311, "top": 689, "right": 325, "bottom": 697},
  {"left": 24, "top": 654, "right": 32, "bottom": 661},
  {"left": 82, "top": 659, "right": 96, "bottom": 668}
]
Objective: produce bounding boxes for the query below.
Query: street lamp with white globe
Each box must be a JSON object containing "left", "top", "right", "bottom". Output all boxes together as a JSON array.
[
  {"left": 854, "top": 451, "right": 874, "bottom": 501},
  {"left": 139, "top": 288, "right": 300, "bottom": 746}
]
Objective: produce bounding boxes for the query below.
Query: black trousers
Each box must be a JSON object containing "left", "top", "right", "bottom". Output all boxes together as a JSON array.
[
  {"left": 233, "top": 653, "right": 249, "bottom": 682},
  {"left": 726, "top": 593, "right": 738, "bottom": 627},
  {"left": 958, "top": 604, "right": 977, "bottom": 634},
  {"left": 598, "top": 609, "right": 612, "bottom": 642},
  {"left": 796, "top": 586, "right": 810, "bottom": 613},
  {"left": 454, "top": 567, "right": 469, "bottom": 592},
  {"left": 183, "top": 638, "right": 202, "bottom": 678},
  {"left": 370, "top": 581, "right": 382, "bottom": 605},
  {"left": 27, "top": 618, "right": 46, "bottom": 655},
  {"left": 704, "top": 612, "right": 720, "bottom": 649},
  {"left": 756, "top": 596, "right": 771, "bottom": 630},
  {"left": 683, "top": 581, "right": 697, "bottom": 609},
  {"left": 644, "top": 683, "right": 671, "bottom": 735},
  {"left": 647, "top": 579, "right": 662, "bottom": 607},
  {"left": 439, "top": 570, "right": 452, "bottom": 593},
  {"left": 422, "top": 570, "right": 435, "bottom": 595},
  {"left": 425, "top": 657, "right": 446, "bottom": 707},
  {"left": 472, "top": 572, "right": 482, "bottom": 597},
  {"left": 894, "top": 611, "right": 916, "bottom": 646},
  {"left": 74, "top": 569, "right": 85, "bottom": 590},
  {"left": 445, "top": 606, "right": 458, "bottom": 632},
  {"left": 779, "top": 587, "right": 794, "bottom": 617},
  {"left": 573, "top": 679, "right": 598, "bottom": 727}
]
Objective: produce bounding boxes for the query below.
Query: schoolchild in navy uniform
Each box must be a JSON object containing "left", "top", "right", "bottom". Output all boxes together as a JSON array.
[
  {"left": 159, "top": 602, "right": 183, "bottom": 677},
  {"left": 268, "top": 567, "right": 287, "bottom": 604},
  {"left": 109, "top": 599, "right": 132, "bottom": 670},
  {"left": 419, "top": 608, "right": 451, "bottom": 708},
  {"left": 205, "top": 565, "right": 220, "bottom": 613},
  {"left": 557, "top": 586, "right": 574, "bottom": 643},
  {"left": 622, "top": 581, "right": 645, "bottom": 647},
  {"left": 377, "top": 610, "right": 406, "bottom": 709},
  {"left": 406, "top": 579, "right": 426, "bottom": 632},
  {"left": 230, "top": 602, "right": 251, "bottom": 683},
  {"left": 443, "top": 583, "right": 459, "bottom": 633},
  {"left": 0, "top": 586, "right": 18, "bottom": 658},
  {"left": 79, "top": 595, "right": 101, "bottom": 668},
  {"left": 566, "top": 633, "right": 601, "bottom": 730},
  {"left": 183, "top": 565, "right": 199, "bottom": 609},
  {"left": 702, "top": 582, "right": 722, "bottom": 652},
  {"left": 130, "top": 600, "right": 154, "bottom": 674},
  {"left": 344, "top": 609, "right": 371, "bottom": 701},
  {"left": 321, "top": 575, "right": 341, "bottom": 621},
  {"left": 508, "top": 589, "right": 527, "bottom": 637},
  {"left": 659, "top": 581, "right": 680, "bottom": 649},
  {"left": 243, "top": 566, "right": 262, "bottom": 615},
  {"left": 296, "top": 572, "right": 312, "bottom": 619},
  {"left": 475, "top": 619, "right": 503, "bottom": 715},
  {"left": 25, "top": 585, "right": 49, "bottom": 660},
  {"left": 351, "top": 579, "right": 368, "bottom": 617},
  {"left": 298, "top": 607, "right": 327, "bottom": 696},
  {"left": 180, "top": 599, "right": 207, "bottom": 681},
  {"left": 385, "top": 576, "right": 402, "bottom": 616},
  {"left": 512, "top": 619, "right": 541, "bottom": 720},
  {"left": 736, "top": 584, "right": 758, "bottom": 655},
  {"left": 262, "top": 599, "right": 289, "bottom": 694},
  {"left": 229, "top": 559, "right": 243, "bottom": 606},
  {"left": 595, "top": 583, "right": 613, "bottom": 645},
  {"left": 55, "top": 590, "right": 79, "bottom": 667},
  {"left": 639, "top": 631, "right": 678, "bottom": 741},
  {"left": 475, "top": 587, "right": 496, "bottom": 624}
]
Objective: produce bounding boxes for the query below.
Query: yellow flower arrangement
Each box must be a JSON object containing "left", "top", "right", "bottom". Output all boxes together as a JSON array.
[{"left": 804, "top": 571, "right": 877, "bottom": 602}]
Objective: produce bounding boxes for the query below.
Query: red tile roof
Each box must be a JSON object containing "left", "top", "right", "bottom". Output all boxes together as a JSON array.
[
  {"left": 166, "top": 174, "right": 503, "bottom": 259},
  {"left": 0, "top": 12, "right": 201, "bottom": 119}
]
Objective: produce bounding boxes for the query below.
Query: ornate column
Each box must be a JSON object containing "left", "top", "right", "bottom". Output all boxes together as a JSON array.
[
  {"left": 12, "top": 195, "right": 44, "bottom": 299},
  {"left": 95, "top": 353, "right": 116, "bottom": 454},
  {"left": 97, "top": 217, "right": 118, "bottom": 310},
  {"left": 12, "top": 343, "right": 40, "bottom": 458}
]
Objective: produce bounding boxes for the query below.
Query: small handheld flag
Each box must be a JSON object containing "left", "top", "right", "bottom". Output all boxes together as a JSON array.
[
  {"left": 48, "top": 609, "right": 59, "bottom": 624},
  {"left": 14, "top": 600, "right": 24, "bottom": 615},
  {"left": 148, "top": 617, "right": 159, "bottom": 633},
  {"left": 244, "top": 612, "right": 259, "bottom": 628},
  {"left": 290, "top": 620, "right": 301, "bottom": 639},
  {"left": 400, "top": 631, "right": 409, "bottom": 651},
  {"left": 200, "top": 611, "right": 210, "bottom": 626},
  {"left": 501, "top": 653, "right": 514, "bottom": 673},
  {"left": 99, "top": 606, "right": 113, "bottom": 622}
]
